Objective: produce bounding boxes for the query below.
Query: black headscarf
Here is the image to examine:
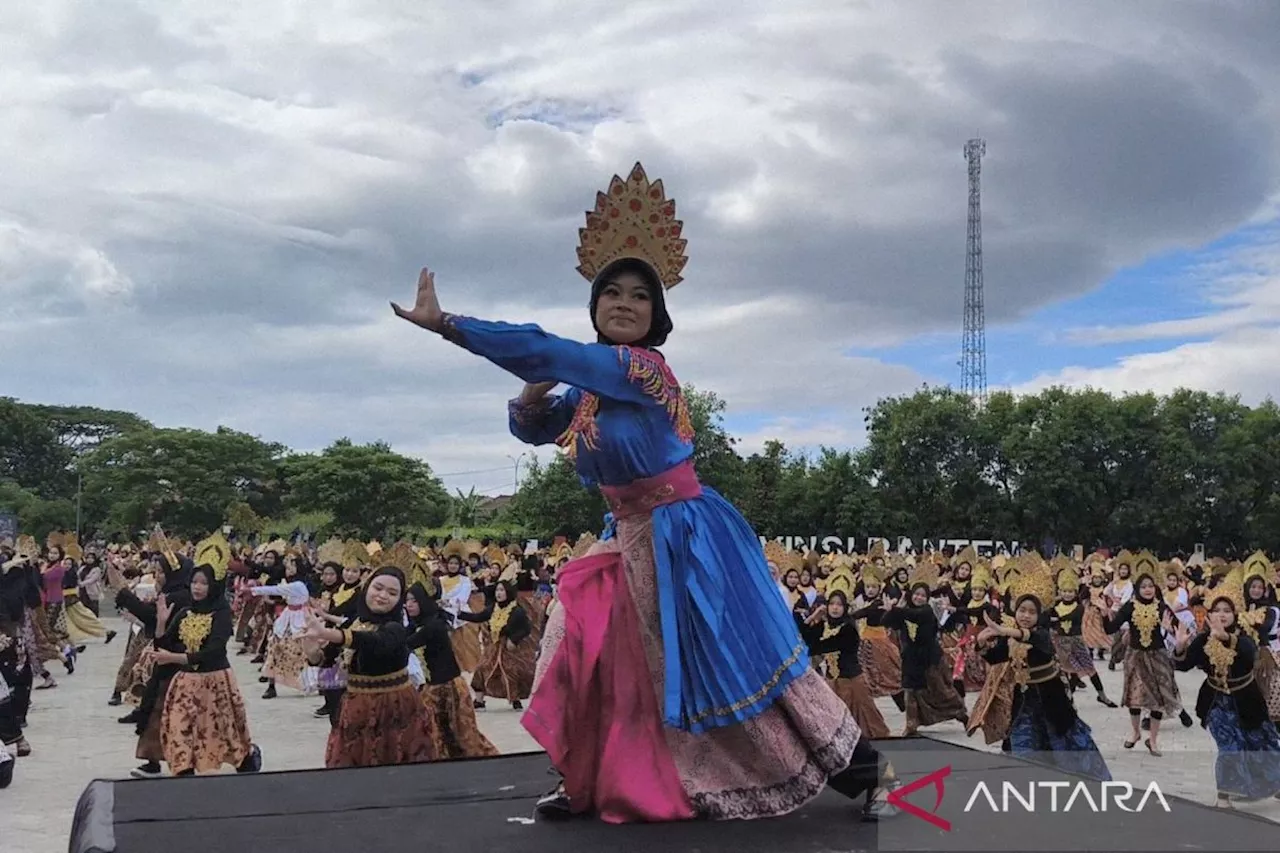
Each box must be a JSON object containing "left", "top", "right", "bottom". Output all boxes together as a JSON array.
[
  {"left": 493, "top": 579, "right": 519, "bottom": 610},
  {"left": 356, "top": 566, "right": 407, "bottom": 625},
  {"left": 405, "top": 581, "right": 435, "bottom": 627},
  {"left": 589, "top": 257, "right": 673, "bottom": 349},
  {"left": 188, "top": 564, "right": 229, "bottom": 615}
]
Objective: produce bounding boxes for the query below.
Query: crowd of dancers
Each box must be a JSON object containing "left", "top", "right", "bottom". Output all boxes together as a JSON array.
[{"left": 3, "top": 529, "right": 1280, "bottom": 811}]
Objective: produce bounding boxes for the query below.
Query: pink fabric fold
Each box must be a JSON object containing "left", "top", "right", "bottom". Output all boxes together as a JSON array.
[{"left": 522, "top": 551, "right": 695, "bottom": 823}]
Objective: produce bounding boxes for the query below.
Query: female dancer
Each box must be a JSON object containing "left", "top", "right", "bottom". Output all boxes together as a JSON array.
[
  {"left": 797, "top": 590, "right": 891, "bottom": 739},
  {"left": 153, "top": 564, "right": 261, "bottom": 775},
  {"left": 1172, "top": 585, "right": 1280, "bottom": 807},
  {"left": 392, "top": 164, "right": 897, "bottom": 823},
  {"left": 977, "top": 572, "right": 1110, "bottom": 781},
  {"left": 457, "top": 580, "right": 535, "bottom": 711},
  {"left": 1105, "top": 554, "right": 1181, "bottom": 756},
  {"left": 881, "top": 582, "right": 969, "bottom": 736},
  {"left": 406, "top": 583, "right": 499, "bottom": 758},
  {"left": 302, "top": 567, "right": 437, "bottom": 768}
]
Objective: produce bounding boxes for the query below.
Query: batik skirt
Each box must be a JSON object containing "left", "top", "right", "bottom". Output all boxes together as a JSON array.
[
  {"left": 829, "top": 674, "right": 890, "bottom": 739},
  {"left": 472, "top": 634, "right": 536, "bottom": 701},
  {"left": 1204, "top": 692, "right": 1280, "bottom": 801},
  {"left": 161, "top": 669, "right": 253, "bottom": 774},
  {"left": 905, "top": 662, "right": 968, "bottom": 730},
  {"left": 324, "top": 669, "right": 437, "bottom": 768},
  {"left": 422, "top": 676, "right": 500, "bottom": 759},
  {"left": 857, "top": 626, "right": 903, "bottom": 697},
  {"left": 1120, "top": 647, "right": 1181, "bottom": 715},
  {"left": 1007, "top": 691, "right": 1111, "bottom": 782},
  {"left": 1053, "top": 634, "right": 1097, "bottom": 677}
]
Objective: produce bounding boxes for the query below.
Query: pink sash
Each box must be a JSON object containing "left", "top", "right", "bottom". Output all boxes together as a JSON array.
[{"left": 522, "top": 550, "right": 694, "bottom": 823}]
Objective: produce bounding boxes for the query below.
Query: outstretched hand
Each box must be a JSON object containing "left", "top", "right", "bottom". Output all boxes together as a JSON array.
[{"left": 391, "top": 267, "right": 444, "bottom": 332}]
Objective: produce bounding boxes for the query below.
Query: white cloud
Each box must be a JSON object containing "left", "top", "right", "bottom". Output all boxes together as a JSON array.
[{"left": 2, "top": 1, "right": 1280, "bottom": 491}]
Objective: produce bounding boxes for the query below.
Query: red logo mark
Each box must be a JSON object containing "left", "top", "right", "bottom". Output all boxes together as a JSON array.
[{"left": 886, "top": 765, "right": 952, "bottom": 831}]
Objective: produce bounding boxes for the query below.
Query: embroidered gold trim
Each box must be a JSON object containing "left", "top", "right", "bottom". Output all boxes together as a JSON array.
[
  {"left": 1132, "top": 600, "right": 1160, "bottom": 648},
  {"left": 1205, "top": 634, "right": 1237, "bottom": 684},
  {"left": 178, "top": 612, "right": 213, "bottom": 653},
  {"left": 682, "top": 641, "right": 806, "bottom": 727},
  {"left": 490, "top": 602, "right": 513, "bottom": 641}
]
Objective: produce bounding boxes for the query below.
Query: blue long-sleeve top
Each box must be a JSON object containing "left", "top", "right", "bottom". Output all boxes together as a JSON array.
[{"left": 441, "top": 313, "right": 693, "bottom": 487}]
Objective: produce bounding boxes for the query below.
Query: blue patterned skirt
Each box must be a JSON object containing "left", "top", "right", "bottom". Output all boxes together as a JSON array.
[
  {"left": 1205, "top": 693, "right": 1280, "bottom": 800},
  {"left": 1008, "top": 692, "right": 1112, "bottom": 782}
]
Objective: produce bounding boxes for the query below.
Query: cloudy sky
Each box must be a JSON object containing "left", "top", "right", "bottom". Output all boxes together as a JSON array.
[{"left": 3, "top": 1, "right": 1279, "bottom": 495}]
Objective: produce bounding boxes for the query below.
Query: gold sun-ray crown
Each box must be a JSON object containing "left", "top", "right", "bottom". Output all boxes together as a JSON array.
[
  {"left": 1242, "top": 550, "right": 1272, "bottom": 587},
  {"left": 572, "top": 532, "right": 598, "bottom": 559},
  {"left": 1131, "top": 550, "right": 1160, "bottom": 586},
  {"left": 316, "top": 537, "right": 344, "bottom": 566},
  {"left": 194, "top": 531, "right": 231, "bottom": 580},
  {"left": 1011, "top": 561, "right": 1057, "bottom": 608},
  {"left": 576, "top": 163, "right": 688, "bottom": 289}
]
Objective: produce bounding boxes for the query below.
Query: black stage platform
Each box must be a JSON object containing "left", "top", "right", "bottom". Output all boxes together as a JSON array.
[{"left": 70, "top": 738, "right": 1278, "bottom": 853}]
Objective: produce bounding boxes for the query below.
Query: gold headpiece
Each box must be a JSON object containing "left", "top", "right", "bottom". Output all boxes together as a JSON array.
[
  {"left": 824, "top": 565, "right": 855, "bottom": 599},
  {"left": 576, "top": 163, "right": 687, "bottom": 289},
  {"left": 909, "top": 559, "right": 939, "bottom": 589},
  {"left": 484, "top": 544, "right": 507, "bottom": 566},
  {"left": 1114, "top": 549, "right": 1135, "bottom": 569},
  {"left": 572, "top": 532, "right": 597, "bottom": 559},
  {"left": 1011, "top": 561, "right": 1057, "bottom": 608},
  {"left": 463, "top": 539, "right": 483, "bottom": 558},
  {"left": 970, "top": 564, "right": 992, "bottom": 591},
  {"left": 195, "top": 532, "right": 231, "bottom": 581},
  {"left": 868, "top": 539, "right": 887, "bottom": 561},
  {"left": 1242, "top": 550, "right": 1271, "bottom": 588},
  {"left": 951, "top": 545, "right": 978, "bottom": 569},
  {"left": 316, "top": 537, "right": 345, "bottom": 566},
  {"left": 341, "top": 539, "right": 369, "bottom": 570},
  {"left": 1055, "top": 567, "right": 1078, "bottom": 595},
  {"left": 762, "top": 540, "right": 787, "bottom": 567},
  {"left": 15, "top": 534, "right": 38, "bottom": 560},
  {"left": 1206, "top": 578, "right": 1246, "bottom": 616},
  {"left": 1131, "top": 550, "right": 1159, "bottom": 586},
  {"left": 385, "top": 541, "right": 417, "bottom": 573},
  {"left": 365, "top": 540, "right": 383, "bottom": 557},
  {"left": 860, "top": 562, "right": 886, "bottom": 585},
  {"left": 64, "top": 534, "right": 83, "bottom": 562},
  {"left": 1161, "top": 560, "right": 1184, "bottom": 581},
  {"left": 442, "top": 539, "right": 468, "bottom": 561}
]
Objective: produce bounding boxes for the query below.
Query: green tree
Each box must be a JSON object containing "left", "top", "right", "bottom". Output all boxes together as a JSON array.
[
  {"left": 78, "top": 426, "right": 286, "bottom": 537},
  {"left": 449, "top": 488, "right": 486, "bottom": 528},
  {"left": 286, "top": 439, "right": 449, "bottom": 540},
  {"left": 0, "top": 480, "right": 76, "bottom": 541},
  {"left": 0, "top": 397, "right": 74, "bottom": 498},
  {"left": 22, "top": 404, "right": 152, "bottom": 454},
  {"left": 684, "top": 384, "right": 745, "bottom": 501},
  {"left": 508, "top": 454, "right": 608, "bottom": 540}
]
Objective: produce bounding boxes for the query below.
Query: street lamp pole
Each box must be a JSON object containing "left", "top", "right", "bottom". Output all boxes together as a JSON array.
[
  {"left": 507, "top": 452, "right": 530, "bottom": 493},
  {"left": 75, "top": 470, "right": 82, "bottom": 537}
]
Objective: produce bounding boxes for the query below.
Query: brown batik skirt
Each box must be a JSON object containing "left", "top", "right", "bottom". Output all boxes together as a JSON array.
[
  {"left": 857, "top": 627, "right": 903, "bottom": 697},
  {"left": 966, "top": 661, "right": 1014, "bottom": 745},
  {"left": 161, "top": 669, "right": 253, "bottom": 774},
  {"left": 114, "top": 628, "right": 148, "bottom": 701},
  {"left": 1120, "top": 647, "right": 1180, "bottom": 715},
  {"left": 263, "top": 632, "right": 308, "bottom": 691},
  {"left": 1053, "top": 634, "right": 1097, "bottom": 677},
  {"left": 128, "top": 645, "right": 157, "bottom": 706},
  {"left": 471, "top": 635, "right": 536, "bottom": 701},
  {"left": 830, "top": 674, "right": 890, "bottom": 739},
  {"left": 905, "top": 662, "right": 968, "bottom": 730},
  {"left": 325, "top": 669, "right": 438, "bottom": 768},
  {"left": 422, "top": 676, "right": 500, "bottom": 759},
  {"left": 1255, "top": 647, "right": 1280, "bottom": 722},
  {"left": 1082, "top": 606, "right": 1111, "bottom": 650},
  {"left": 450, "top": 624, "right": 483, "bottom": 673}
]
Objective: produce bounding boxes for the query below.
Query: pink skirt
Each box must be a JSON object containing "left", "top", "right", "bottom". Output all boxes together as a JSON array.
[{"left": 524, "top": 519, "right": 859, "bottom": 823}]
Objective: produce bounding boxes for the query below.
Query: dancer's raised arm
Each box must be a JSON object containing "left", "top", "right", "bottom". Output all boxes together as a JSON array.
[{"left": 393, "top": 266, "right": 661, "bottom": 406}]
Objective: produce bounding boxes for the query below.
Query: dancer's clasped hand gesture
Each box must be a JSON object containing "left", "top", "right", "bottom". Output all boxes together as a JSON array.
[{"left": 391, "top": 268, "right": 445, "bottom": 332}]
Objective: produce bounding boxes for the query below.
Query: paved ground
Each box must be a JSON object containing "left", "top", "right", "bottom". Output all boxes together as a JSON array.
[{"left": 4, "top": 618, "right": 1277, "bottom": 853}]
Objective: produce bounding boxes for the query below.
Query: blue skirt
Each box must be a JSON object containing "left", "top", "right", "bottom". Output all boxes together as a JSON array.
[
  {"left": 651, "top": 487, "right": 809, "bottom": 733},
  {"left": 1009, "top": 694, "right": 1112, "bottom": 782},
  {"left": 1205, "top": 693, "right": 1280, "bottom": 800}
]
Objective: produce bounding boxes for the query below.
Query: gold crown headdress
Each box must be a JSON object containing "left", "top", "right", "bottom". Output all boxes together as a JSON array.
[
  {"left": 442, "top": 539, "right": 468, "bottom": 561},
  {"left": 572, "top": 532, "right": 597, "bottom": 559},
  {"left": 868, "top": 539, "right": 887, "bottom": 561},
  {"left": 484, "top": 544, "right": 507, "bottom": 567},
  {"left": 1206, "top": 577, "right": 1247, "bottom": 617},
  {"left": 195, "top": 531, "right": 231, "bottom": 581},
  {"left": 1160, "top": 560, "right": 1184, "bottom": 581},
  {"left": 1055, "top": 567, "right": 1078, "bottom": 595},
  {"left": 860, "top": 562, "right": 886, "bottom": 585},
  {"left": 1011, "top": 561, "right": 1057, "bottom": 609},
  {"left": 762, "top": 540, "right": 787, "bottom": 567},
  {"left": 1131, "top": 550, "right": 1159, "bottom": 586},
  {"left": 824, "top": 564, "right": 855, "bottom": 599},
  {"left": 576, "top": 163, "right": 687, "bottom": 289},
  {"left": 951, "top": 544, "right": 978, "bottom": 569},
  {"left": 341, "top": 539, "right": 369, "bottom": 570},
  {"left": 1242, "top": 550, "right": 1271, "bottom": 589},
  {"left": 316, "top": 537, "right": 345, "bottom": 567},
  {"left": 970, "top": 563, "right": 993, "bottom": 591},
  {"left": 909, "top": 559, "right": 939, "bottom": 589},
  {"left": 15, "top": 534, "right": 38, "bottom": 560}
]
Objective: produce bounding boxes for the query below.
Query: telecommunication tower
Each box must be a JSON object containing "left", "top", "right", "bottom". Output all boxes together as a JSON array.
[{"left": 960, "top": 138, "right": 987, "bottom": 401}]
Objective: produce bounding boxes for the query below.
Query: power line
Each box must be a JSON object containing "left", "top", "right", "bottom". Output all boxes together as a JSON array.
[{"left": 434, "top": 465, "right": 514, "bottom": 478}]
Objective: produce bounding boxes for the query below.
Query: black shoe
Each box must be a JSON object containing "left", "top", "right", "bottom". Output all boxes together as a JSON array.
[
  {"left": 258, "top": 676, "right": 269, "bottom": 683},
  {"left": 64, "top": 657, "right": 75, "bottom": 675},
  {"left": 1180, "top": 710, "right": 1193, "bottom": 728},
  {"left": 861, "top": 786, "right": 900, "bottom": 823},
  {"left": 105, "top": 631, "right": 118, "bottom": 645},
  {"left": 511, "top": 699, "right": 523, "bottom": 711},
  {"left": 108, "top": 693, "right": 122, "bottom": 707},
  {"left": 262, "top": 685, "right": 277, "bottom": 700},
  {"left": 535, "top": 784, "right": 573, "bottom": 820},
  {"left": 118, "top": 710, "right": 141, "bottom": 725},
  {"left": 130, "top": 762, "right": 163, "bottom": 779},
  {"left": 236, "top": 744, "right": 263, "bottom": 773},
  {"left": 313, "top": 707, "right": 329, "bottom": 718},
  {"left": 76, "top": 645, "right": 87, "bottom": 653},
  {"left": 250, "top": 654, "right": 265, "bottom": 664},
  {"left": 0, "top": 754, "right": 12, "bottom": 789}
]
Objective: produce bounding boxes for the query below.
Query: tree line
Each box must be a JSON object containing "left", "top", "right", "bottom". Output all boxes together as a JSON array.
[{"left": 2, "top": 386, "right": 1279, "bottom": 554}]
